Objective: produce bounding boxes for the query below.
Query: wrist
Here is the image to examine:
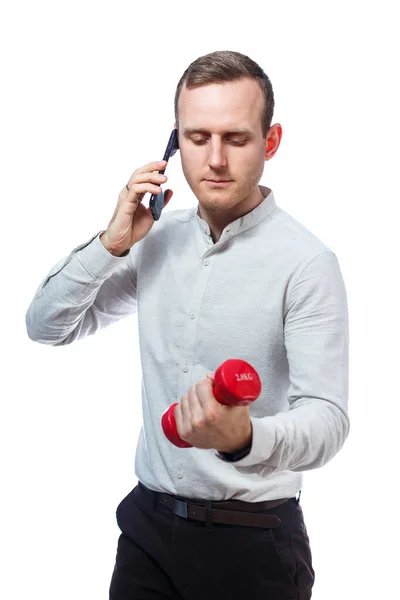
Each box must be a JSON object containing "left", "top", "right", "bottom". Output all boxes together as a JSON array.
[
  {"left": 219, "top": 423, "right": 253, "bottom": 455},
  {"left": 218, "top": 440, "right": 252, "bottom": 462},
  {"left": 222, "top": 439, "right": 252, "bottom": 455},
  {"left": 100, "top": 232, "right": 129, "bottom": 257}
]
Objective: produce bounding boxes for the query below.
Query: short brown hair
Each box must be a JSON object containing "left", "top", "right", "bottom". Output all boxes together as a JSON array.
[{"left": 174, "top": 50, "right": 275, "bottom": 138}]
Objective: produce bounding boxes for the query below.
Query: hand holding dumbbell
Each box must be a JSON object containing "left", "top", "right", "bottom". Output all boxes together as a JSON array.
[{"left": 161, "top": 359, "right": 261, "bottom": 448}]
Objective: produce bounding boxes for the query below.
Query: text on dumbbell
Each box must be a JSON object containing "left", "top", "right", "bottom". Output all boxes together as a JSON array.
[{"left": 235, "top": 373, "right": 254, "bottom": 381}]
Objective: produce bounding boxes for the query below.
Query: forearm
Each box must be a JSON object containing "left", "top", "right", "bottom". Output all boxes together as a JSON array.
[
  {"left": 25, "top": 231, "right": 136, "bottom": 345},
  {"left": 229, "top": 250, "right": 351, "bottom": 472},
  {"left": 100, "top": 231, "right": 130, "bottom": 257},
  {"left": 221, "top": 398, "right": 350, "bottom": 471}
]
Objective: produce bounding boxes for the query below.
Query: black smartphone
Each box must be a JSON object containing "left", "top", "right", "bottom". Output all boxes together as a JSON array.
[{"left": 150, "top": 129, "right": 179, "bottom": 221}]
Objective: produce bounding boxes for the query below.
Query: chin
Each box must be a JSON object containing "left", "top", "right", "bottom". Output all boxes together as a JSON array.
[
  {"left": 198, "top": 181, "right": 237, "bottom": 202},
  {"left": 201, "top": 195, "right": 240, "bottom": 212}
]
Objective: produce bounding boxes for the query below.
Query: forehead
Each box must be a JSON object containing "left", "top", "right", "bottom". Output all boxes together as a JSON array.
[{"left": 178, "top": 78, "right": 263, "bottom": 132}]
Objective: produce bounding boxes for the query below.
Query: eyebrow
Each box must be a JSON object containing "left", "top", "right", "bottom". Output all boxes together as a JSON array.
[{"left": 183, "top": 127, "right": 253, "bottom": 137}]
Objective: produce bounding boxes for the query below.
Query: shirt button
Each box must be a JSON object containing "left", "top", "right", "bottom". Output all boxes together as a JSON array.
[
  {"left": 183, "top": 365, "right": 189, "bottom": 373},
  {"left": 190, "top": 311, "right": 196, "bottom": 319},
  {"left": 203, "top": 258, "right": 210, "bottom": 266},
  {"left": 177, "top": 471, "right": 183, "bottom": 479}
]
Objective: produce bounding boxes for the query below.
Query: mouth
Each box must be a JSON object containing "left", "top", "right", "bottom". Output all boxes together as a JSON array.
[{"left": 204, "top": 179, "right": 233, "bottom": 187}]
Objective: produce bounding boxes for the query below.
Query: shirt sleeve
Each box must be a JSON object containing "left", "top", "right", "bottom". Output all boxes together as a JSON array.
[
  {"left": 25, "top": 231, "right": 139, "bottom": 345},
  {"left": 217, "top": 251, "right": 350, "bottom": 471}
]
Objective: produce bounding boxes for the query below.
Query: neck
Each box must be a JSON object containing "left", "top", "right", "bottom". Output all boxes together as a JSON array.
[{"left": 198, "top": 185, "right": 266, "bottom": 243}]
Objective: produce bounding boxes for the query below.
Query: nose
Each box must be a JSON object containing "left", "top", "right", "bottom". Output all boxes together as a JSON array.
[{"left": 207, "top": 137, "right": 227, "bottom": 170}]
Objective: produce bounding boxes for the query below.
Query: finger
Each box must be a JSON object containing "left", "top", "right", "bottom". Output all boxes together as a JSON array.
[
  {"left": 133, "top": 172, "right": 167, "bottom": 186},
  {"left": 195, "top": 378, "right": 214, "bottom": 405},
  {"left": 174, "top": 403, "right": 185, "bottom": 439},
  {"left": 180, "top": 392, "right": 192, "bottom": 428},
  {"left": 190, "top": 382, "right": 209, "bottom": 425},
  {"left": 124, "top": 182, "right": 163, "bottom": 197},
  {"left": 134, "top": 160, "right": 168, "bottom": 175},
  {"left": 163, "top": 189, "right": 173, "bottom": 206},
  {"left": 196, "top": 379, "right": 221, "bottom": 422}
]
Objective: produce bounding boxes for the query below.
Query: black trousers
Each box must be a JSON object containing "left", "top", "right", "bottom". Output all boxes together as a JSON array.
[{"left": 109, "top": 482, "right": 315, "bottom": 600}]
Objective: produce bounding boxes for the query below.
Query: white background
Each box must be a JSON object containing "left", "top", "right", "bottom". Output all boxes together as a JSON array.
[{"left": 1, "top": 1, "right": 399, "bottom": 598}]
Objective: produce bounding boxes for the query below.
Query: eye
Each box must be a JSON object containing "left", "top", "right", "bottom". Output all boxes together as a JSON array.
[{"left": 190, "top": 137, "right": 247, "bottom": 146}]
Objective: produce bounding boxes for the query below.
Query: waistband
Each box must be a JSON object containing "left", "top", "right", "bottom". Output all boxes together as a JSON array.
[{"left": 138, "top": 482, "right": 293, "bottom": 529}]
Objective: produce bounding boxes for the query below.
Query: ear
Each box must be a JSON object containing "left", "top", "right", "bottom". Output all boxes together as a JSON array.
[
  {"left": 265, "top": 138, "right": 274, "bottom": 160},
  {"left": 265, "top": 124, "right": 283, "bottom": 160}
]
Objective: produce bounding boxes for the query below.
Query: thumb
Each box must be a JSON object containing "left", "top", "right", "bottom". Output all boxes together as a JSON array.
[{"left": 163, "top": 189, "right": 174, "bottom": 206}]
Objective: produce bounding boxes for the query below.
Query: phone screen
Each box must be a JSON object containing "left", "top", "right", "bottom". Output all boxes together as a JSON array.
[{"left": 150, "top": 129, "right": 179, "bottom": 221}]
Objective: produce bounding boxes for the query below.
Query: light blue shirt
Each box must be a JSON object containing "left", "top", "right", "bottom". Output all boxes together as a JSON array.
[{"left": 26, "top": 186, "right": 350, "bottom": 501}]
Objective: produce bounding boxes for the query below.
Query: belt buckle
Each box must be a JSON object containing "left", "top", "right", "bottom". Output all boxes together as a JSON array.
[{"left": 171, "top": 497, "right": 188, "bottom": 519}]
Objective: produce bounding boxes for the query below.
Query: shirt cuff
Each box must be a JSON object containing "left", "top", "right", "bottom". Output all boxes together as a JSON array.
[
  {"left": 74, "top": 231, "right": 131, "bottom": 280},
  {"left": 215, "top": 417, "right": 276, "bottom": 467}
]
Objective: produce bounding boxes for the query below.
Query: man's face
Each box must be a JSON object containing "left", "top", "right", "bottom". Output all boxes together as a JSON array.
[{"left": 177, "top": 78, "right": 268, "bottom": 212}]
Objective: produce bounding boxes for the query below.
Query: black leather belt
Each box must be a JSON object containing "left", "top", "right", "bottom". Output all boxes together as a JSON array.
[{"left": 140, "top": 483, "right": 290, "bottom": 529}]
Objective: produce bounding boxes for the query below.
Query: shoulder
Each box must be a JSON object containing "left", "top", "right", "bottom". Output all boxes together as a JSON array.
[
  {"left": 136, "top": 206, "right": 197, "bottom": 257},
  {"left": 269, "top": 205, "right": 333, "bottom": 255},
  {"left": 265, "top": 203, "right": 344, "bottom": 291},
  {"left": 149, "top": 206, "right": 196, "bottom": 234}
]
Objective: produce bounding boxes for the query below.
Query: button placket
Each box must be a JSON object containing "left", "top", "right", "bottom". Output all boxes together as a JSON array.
[{"left": 177, "top": 253, "right": 214, "bottom": 399}]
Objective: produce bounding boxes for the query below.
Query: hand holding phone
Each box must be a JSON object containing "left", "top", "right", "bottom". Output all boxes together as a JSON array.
[
  {"left": 149, "top": 129, "right": 179, "bottom": 221},
  {"left": 101, "top": 159, "right": 172, "bottom": 256},
  {"left": 100, "top": 130, "right": 179, "bottom": 257}
]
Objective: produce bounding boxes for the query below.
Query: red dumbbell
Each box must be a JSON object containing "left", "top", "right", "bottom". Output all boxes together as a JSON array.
[{"left": 161, "top": 359, "right": 262, "bottom": 448}]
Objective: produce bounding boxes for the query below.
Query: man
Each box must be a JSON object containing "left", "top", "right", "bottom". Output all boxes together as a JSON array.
[{"left": 26, "top": 50, "right": 350, "bottom": 599}]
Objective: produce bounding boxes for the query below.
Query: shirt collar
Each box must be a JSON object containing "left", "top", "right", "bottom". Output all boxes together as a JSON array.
[{"left": 194, "top": 185, "right": 276, "bottom": 238}]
